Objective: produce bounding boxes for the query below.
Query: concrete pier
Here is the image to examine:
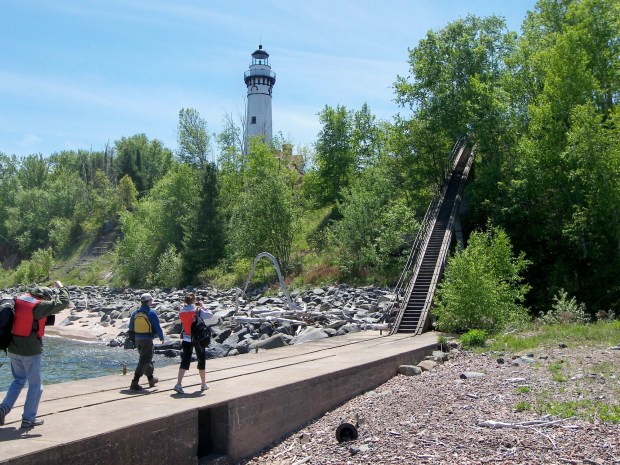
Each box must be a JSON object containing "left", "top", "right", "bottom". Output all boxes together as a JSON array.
[{"left": 0, "top": 331, "right": 438, "bottom": 464}]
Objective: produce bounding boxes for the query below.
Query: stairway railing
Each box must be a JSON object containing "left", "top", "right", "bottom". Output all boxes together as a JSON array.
[{"left": 387, "top": 138, "right": 466, "bottom": 334}]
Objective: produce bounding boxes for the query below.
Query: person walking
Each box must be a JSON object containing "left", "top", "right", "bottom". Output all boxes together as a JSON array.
[
  {"left": 0, "top": 281, "right": 70, "bottom": 429},
  {"left": 128, "top": 293, "right": 164, "bottom": 391},
  {"left": 174, "top": 292, "right": 213, "bottom": 394}
]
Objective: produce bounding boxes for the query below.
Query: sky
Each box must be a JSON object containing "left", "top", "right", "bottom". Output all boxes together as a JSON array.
[{"left": 1, "top": 0, "right": 538, "bottom": 158}]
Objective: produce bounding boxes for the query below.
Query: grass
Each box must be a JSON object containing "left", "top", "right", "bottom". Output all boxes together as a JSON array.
[
  {"left": 535, "top": 398, "right": 620, "bottom": 423},
  {"left": 488, "top": 320, "right": 620, "bottom": 353},
  {"left": 492, "top": 321, "right": 620, "bottom": 424}
]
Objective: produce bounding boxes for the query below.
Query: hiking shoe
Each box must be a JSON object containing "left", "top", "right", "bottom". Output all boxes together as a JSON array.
[
  {"left": 148, "top": 376, "right": 159, "bottom": 388},
  {"left": 21, "top": 418, "right": 44, "bottom": 429},
  {"left": 173, "top": 384, "right": 184, "bottom": 394},
  {"left": 130, "top": 381, "right": 143, "bottom": 391},
  {"left": 201, "top": 383, "right": 209, "bottom": 392}
]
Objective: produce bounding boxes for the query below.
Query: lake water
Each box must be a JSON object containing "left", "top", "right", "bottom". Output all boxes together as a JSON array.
[{"left": 0, "top": 336, "right": 179, "bottom": 392}]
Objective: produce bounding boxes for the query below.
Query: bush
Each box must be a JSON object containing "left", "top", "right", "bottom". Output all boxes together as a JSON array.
[
  {"left": 433, "top": 225, "right": 530, "bottom": 333},
  {"left": 539, "top": 289, "right": 589, "bottom": 325},
  {"left": 152, "top": 245, "right": 183, "bottom": 288},
  {"left": 12, "top": 248, "right": 54, "bottom": 285},
  {"left": 460, "top": 329, "right": 488, "bottom": 349}
]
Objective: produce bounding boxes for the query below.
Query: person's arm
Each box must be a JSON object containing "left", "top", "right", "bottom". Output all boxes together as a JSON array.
[
  {"left": 149, "top": 311, "right": 165, "bottom": 342},
  {"left": 33, "top": 281, "right": 70, "bottom": 319}
]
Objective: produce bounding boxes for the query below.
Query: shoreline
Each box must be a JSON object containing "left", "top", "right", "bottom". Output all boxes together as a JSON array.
[{"left": 45, "top": 307, "right": 127, "bottom": 343}]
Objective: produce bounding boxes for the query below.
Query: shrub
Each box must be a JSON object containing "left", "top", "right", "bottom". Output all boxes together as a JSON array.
[
  {"left": 12, "top": 248, "right": 54, "bottom": 285},
  {"left": 539, "top": 289, "right": 589, "bottom": 325},
  {"left": 433, "top": 225, "right": 530, "bottom": 333},
  {"left": 460, "top": 329, "right": 487, "bottom": 349}
]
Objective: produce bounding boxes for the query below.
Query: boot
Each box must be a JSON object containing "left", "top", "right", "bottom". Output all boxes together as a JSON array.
[
  {"left": 130, "top": 379, "right": 143, "bottom": 391},
  {"left": 148, "top": 376, "right": 159, "bottom": 388}
]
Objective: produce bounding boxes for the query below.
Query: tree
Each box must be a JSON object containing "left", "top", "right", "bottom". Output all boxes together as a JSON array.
[
  {"left": 228, "top": 139, "right": 296, "bottom": 271},
  {"left": 113, "top": 134, "right": 173, "bottom": 194},
  {"left": 433, "top": 225, "right": 530, "bottom": 333},
  {"left": 329, "top": 158, "right": 418, "bottom": 277},
  {"left": 182, "top": 162, "right": 225, "bottom": 282},
  {"left": 177, "top": 108, "right": 211, "bottom": 170},
  {"left": 314, "top": 105, "right": 354, "bottom": 206}
]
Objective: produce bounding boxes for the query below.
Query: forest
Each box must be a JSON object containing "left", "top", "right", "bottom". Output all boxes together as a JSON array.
[{"left": 0, "top": 0, "right": 618, "bottom": 326}]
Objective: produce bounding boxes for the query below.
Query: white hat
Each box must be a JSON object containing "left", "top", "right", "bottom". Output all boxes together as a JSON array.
[{"left": 140, "top": 292, "right": 153, "bottom": 302}]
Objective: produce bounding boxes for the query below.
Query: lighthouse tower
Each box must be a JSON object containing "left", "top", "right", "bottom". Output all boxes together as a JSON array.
[{"left": 244, "top": 45, "right": 276, "bottom": 145}]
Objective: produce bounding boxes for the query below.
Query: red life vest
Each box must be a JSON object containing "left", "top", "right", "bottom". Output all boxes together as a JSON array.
[
  {"left": 12, "top": 294, "right": 47, "bottom": 338},
  {"left": 179, "top": 309, "right": 196, "bottom": 336}
]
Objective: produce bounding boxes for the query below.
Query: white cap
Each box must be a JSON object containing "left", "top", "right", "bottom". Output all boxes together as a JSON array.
[{"left": 140, "top": 293, "right": 153, "bottom": 302}]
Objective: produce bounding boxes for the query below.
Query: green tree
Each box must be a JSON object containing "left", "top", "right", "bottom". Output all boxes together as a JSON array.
[
  {"left": 182, "top": 162, "right": 225, "bottom": 282},
  {"left": 433, "top": 225, "right": 531, "bottom": 333},
  {"left": 314, "top": 105, "right": 354, "bottom": 206},
  {"left": 177, "top": 108, "right": 211, "bottom": 170},
  {"left": 330, "top": 162, "right": 418, "bottom": 277},
  {"left": 113, "top": 134, "right": 173, "bottom": 194},
  {"left": 228, "top": 139, "right": 296, "bottom": 270},
  {"left": 115, "top": 164, "right": 201, "bottom": 286}
]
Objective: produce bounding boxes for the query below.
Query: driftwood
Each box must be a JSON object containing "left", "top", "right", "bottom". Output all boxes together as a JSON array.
[{"left": 478, "top": 416, "right": 578, "bottom": 429}]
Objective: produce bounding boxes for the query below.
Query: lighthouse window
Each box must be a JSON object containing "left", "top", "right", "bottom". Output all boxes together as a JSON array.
[{"left": 251, "top": 117, "right": 256, "bottom": 124}]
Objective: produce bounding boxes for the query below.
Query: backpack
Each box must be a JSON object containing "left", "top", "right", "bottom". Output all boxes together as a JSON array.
[
  {"left": 191, "top": 310, "right": 211, "bottom": 349},
  {"left": 0, "top": 298, "right": 16, "bottom": 366},
  {"left": 133, "top": 311, "right": 152, "bottom": 335}
]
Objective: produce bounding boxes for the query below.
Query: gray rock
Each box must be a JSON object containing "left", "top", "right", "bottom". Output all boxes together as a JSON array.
[
  {"left": 290, "top": 327, "right": 329, "bottom": 345},
  {"left": 398, "top": 365, "right": 422, "bottom": 376},
  {"left": 417, "top": 360, "right": 437, "bottom": 371},
  {"left": 250, "top": 334, "right": 292, "bottom": 351}
]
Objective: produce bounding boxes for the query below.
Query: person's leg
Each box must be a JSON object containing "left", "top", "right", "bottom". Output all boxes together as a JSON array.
[
  {"left": 0, "top": 354, "right": 28, "bottom": 421},
  {"left": 175, "top": 341, "right": 192, "bottom": 393},
  {"left": 196, "top": 344, "right": 208, "bottom": 390},
  {"left": 21, "top": 354, "right": 43, "bottom": 422},
  {"left": 131, "top": 339, "right": 150, "bottom": 389},
  {"left": 142, "top": 339, "right": 156, "bottom": 386}
]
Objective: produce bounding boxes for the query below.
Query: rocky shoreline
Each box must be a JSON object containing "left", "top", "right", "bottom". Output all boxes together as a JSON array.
[{"left": 3, "top": 284, "right": 394, "bottom": 359}]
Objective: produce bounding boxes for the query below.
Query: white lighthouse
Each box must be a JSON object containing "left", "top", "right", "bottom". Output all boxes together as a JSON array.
[{"left": 244, "top": 45, "right": 276, "bottom": 145}]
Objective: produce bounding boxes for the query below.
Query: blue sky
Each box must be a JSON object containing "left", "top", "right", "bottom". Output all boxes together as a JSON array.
[{"left": 1, "top": 0, "right": 537, "bottom": 158}]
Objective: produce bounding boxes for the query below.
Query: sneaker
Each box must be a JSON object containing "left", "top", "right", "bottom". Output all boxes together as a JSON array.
[
  {"left": 0, "top": 407, "right": 5, "bottom": 426},
  {"left": 201, "top": 383, "right": 209, "bottom": 392},
  {"left": 130, "top": 380, "right": 143, "bottom": 391},
  {"left": 148, "top": 376, "right": 159, "bottom": 388},
  {"left": 21, "top": 418, "right": 44, "bottom": 429},
  {"left": 173, "top": 384, "right": 184, "bottom": 394}
]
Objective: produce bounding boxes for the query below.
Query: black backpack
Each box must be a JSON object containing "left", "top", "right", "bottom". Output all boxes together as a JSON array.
[
  {"left": 0, "top": 298, "right": 16, "bottom": 365},
  {"left": 191, "top": 310, "right": 211, "bottom": 350}
]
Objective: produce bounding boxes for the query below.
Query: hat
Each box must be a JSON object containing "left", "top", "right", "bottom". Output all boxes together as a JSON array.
[
  {"left": 140, "top": 292, "right": 153, "bottom": 302},
  {"left": 31, "top": 286, "right": 53, "bottom": 299}
]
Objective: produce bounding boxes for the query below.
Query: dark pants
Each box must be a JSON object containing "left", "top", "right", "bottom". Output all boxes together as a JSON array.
[
  {"left": 134, "top": 338, "right": 154, "bottom": 379},
  {"left": 180, "top": 340, "right": 206, "bottom": 370}
]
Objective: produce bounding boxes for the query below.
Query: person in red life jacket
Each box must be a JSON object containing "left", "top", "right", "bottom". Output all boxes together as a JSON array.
[
  {"left": 0, "top": 281, "right": 70, "bottom": 429},
  {"left": 127, "top": 293, "right": 164, "bottom": 391},
  {"left": 173, "top": 292, "right": 213, "bottom": 394}
]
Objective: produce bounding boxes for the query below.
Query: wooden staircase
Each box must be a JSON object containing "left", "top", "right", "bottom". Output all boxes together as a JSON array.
[{"left": 390, "top": 140, "right": 474, "bottom": 334}]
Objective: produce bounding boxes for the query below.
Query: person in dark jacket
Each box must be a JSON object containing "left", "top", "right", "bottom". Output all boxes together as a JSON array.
[
  {"left": 0, "top": 281, "right": 70, "bottom": 429},
  {"left": 128, "top": 293, "right": 164, "bottom": 391}
]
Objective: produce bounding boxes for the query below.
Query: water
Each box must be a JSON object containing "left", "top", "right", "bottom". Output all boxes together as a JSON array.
[{"left": 0, "top": 336, "right": 179, "bottom": 391}]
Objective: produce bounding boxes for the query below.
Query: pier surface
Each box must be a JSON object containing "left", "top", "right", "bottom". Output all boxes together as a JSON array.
[{"left": 0, "top": 331, "right": 438, "bottom": 465}]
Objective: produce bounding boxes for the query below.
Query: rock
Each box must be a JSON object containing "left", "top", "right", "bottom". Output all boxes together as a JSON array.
[
  {"left": 290, "top": 327, "right": 329, "bottom": 345},
  {"left": 417, "top": 360, "right": 437, "bottom": 371},
  {"left": 398, "top": 365, "right": 422, "bottom": 376},
  {"left": 250, "top": 334, "right": 292, "bottom": 351},
  {"left": 460, "top": 372, "right": 486, "bottom": 379}
]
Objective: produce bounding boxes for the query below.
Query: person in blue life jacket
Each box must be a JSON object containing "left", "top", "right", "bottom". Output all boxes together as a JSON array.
[
  {"left": 0, "top": 281, "right": 70, "bottom": 429},
  {"left": 173, "top": 292, "right": 213, "bottom": 394},
  {"left": 128, "top": 293, "right": 164, "bottom": 391}
]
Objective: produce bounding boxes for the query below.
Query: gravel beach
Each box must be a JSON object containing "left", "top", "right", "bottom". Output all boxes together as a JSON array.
[{"left": 238, "top": 343, "right": 620, "bottom": 465}]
